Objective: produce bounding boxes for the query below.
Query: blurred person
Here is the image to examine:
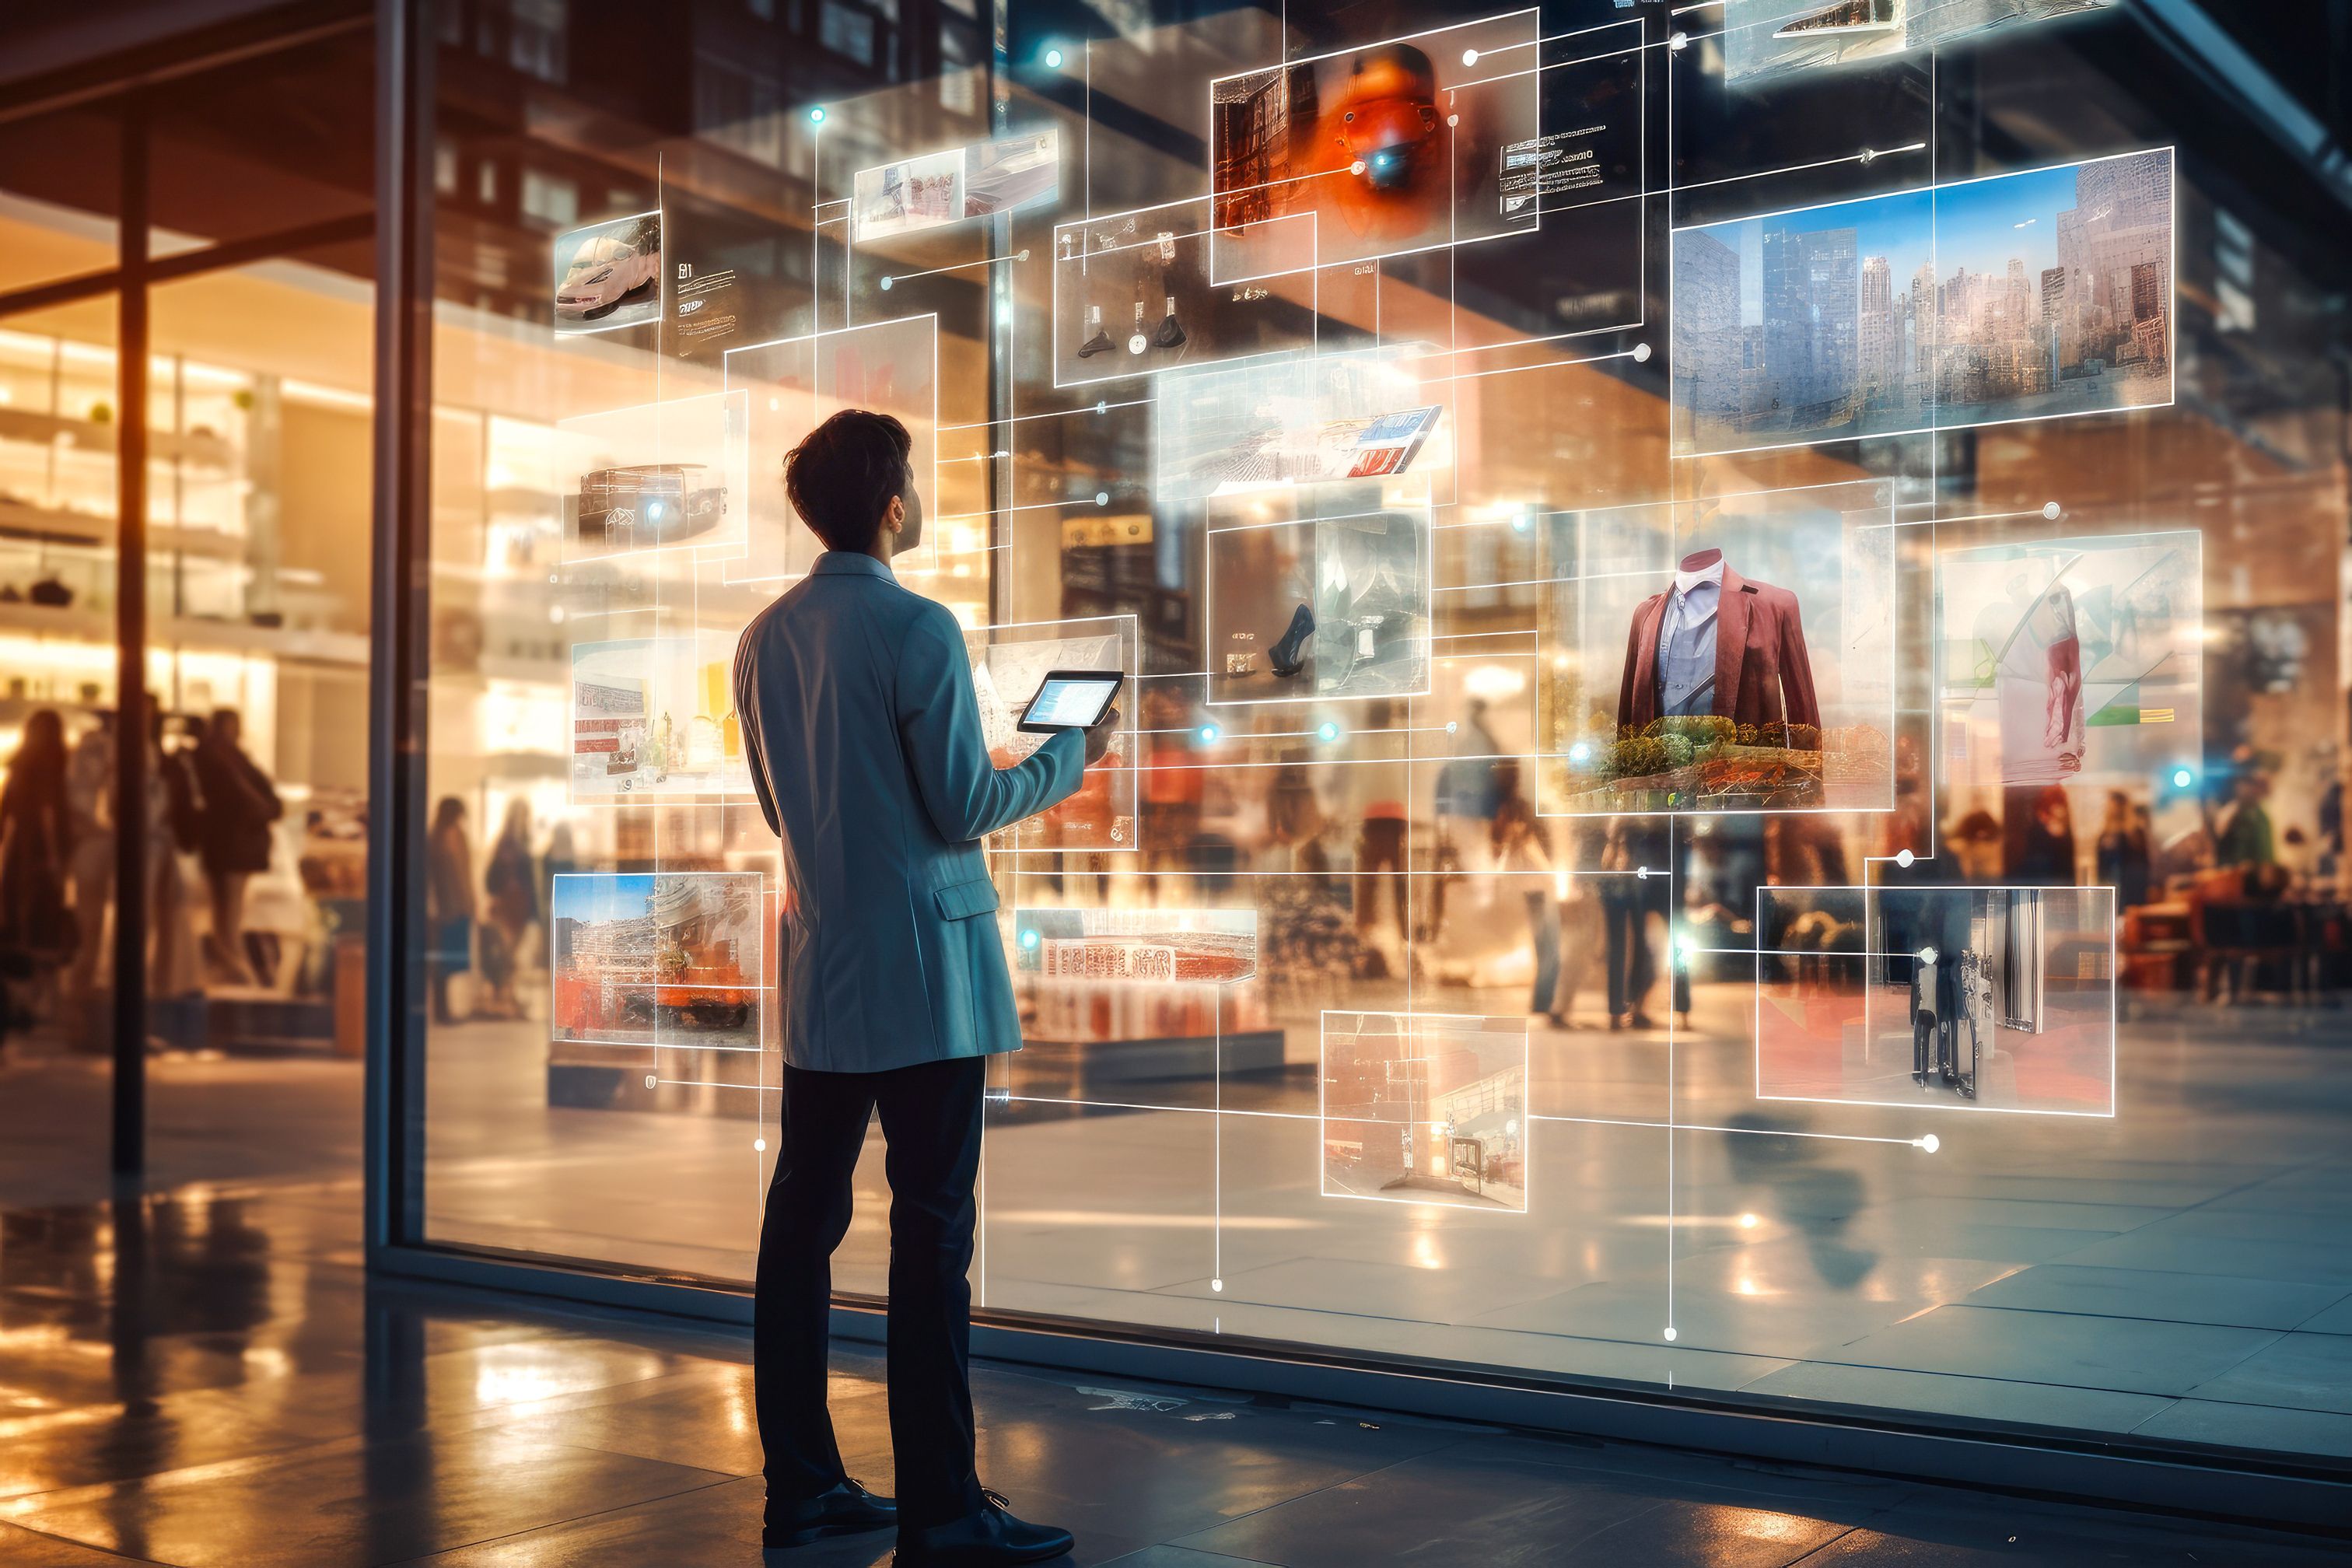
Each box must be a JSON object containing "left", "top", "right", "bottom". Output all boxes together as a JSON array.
[
  {"left": 146, "top": 706, "right": 202, "bottom": 1019},
  {"left": 2210, "top": 768, "right": 2277, "bottom": 870},
  {"left": 480, "top": 799, "right": 538, "bottom": 1019},
  {"left": 425, "top": 796, "right": 474, "bottom": 1025},
  {"left": 63, "top": 712, "right": 115, "bottom": 1001},
  {"left": 2011, "top": 786, "right": 2077, "bottom": 885},
  {"left": 192, "top": 708, "right": 282, "bottom": 985},
  {"left": 733, "top": 411, "right": 1111, "bottom": 1564},
  {"left": 0, "top": 710, "right": 75, "bottom": 1003},
  {"left": 2095, "top": 789, "right": 2152, "bottom": 910},
  {"left": 542, "top": 820, "right": 579, "bottom": 884},
  {"left": 1489, "top": 761, "right": 1558, "bottom": 1020},
  {"left": 1266, "top": 755, "right": 1328, "bottom": 874},
  {"left": 1600, "top": 816, "right": 1664, "bottom": 1029}
]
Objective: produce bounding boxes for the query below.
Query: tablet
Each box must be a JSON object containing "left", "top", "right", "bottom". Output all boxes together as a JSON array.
[{"left": 1017, "top": 670, "right": 1125, "bottom": 733}]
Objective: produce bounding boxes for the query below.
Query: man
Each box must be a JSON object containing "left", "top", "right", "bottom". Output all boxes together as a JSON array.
[{"left": 733, "top": 410, "right": 1112, "bottom": 1565}]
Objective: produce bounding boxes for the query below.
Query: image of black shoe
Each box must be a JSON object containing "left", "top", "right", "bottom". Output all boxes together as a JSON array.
[
  {"left": 1153, "top": 294, "right": 1186, "bottom": 349},
  {"left": 1078, "top": 305, "right": 1114, "bottom": 358},
  {"left": 1269, "top": 603, "right": 1314, "bottom": 677}
]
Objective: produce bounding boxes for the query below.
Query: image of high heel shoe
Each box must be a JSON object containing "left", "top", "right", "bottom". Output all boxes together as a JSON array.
[{"left": 1269, "top": 603, "right": 1314, "bottom": 677}]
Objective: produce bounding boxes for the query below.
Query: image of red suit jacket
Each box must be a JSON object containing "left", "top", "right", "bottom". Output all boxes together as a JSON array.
[{"left": 1615, "top": 567, "right": 1823, "bottom": 740}]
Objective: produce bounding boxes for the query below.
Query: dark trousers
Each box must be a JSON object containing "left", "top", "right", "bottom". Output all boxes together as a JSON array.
[
  {"left": 1355, "top": 817, "right": 1409, "bottom": 942},
  {"left": 756, "top": 1055, "right": 987, "bottom": 1530},
  {"left": 1913, "top": 1010, "right": 1937, "bottom": 1078},
  {"left": 1601, "top": 893, "right": 1655, "bottom": 1018}
]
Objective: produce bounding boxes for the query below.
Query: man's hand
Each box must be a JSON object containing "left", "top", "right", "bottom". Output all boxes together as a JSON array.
[{"left": 1082, "top": 707, "right": 1120, "bottom": 768}]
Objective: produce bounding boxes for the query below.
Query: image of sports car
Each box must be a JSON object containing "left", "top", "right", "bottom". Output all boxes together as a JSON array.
[
  {"left": 555, "top": 218, "right": 660, "bottom": 322},
  {"left": 572, "top": 464, "right": 726, "bottom": 550}
]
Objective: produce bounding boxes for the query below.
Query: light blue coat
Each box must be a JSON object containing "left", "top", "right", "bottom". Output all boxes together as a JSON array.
[{"left": 733, "top": 551, "right": 1083, "bottom": 1073}]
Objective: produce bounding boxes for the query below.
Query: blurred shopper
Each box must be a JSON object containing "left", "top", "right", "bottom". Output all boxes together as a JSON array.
[
  {"left": 2012, "top": 785, "right": 2077, "bottom": 885},
  {"left": 63, "top": 712, "right": 115, "bottom": 1002},
  {"left": 480, "top": 799, "right": 538, "bottom": 1019},
  {"left": 192, "top": 708, "right": 282, "bottom": 985},
  {"left": 0, "top": 711, "right": 75, "bottom": 1003},
  {"left": 425, "top": 796, "right": 474, "bottom": 1025},
  {"left": 1600, "top": 816, "right": 1664, "bottom": 1029},
  {"left": 1490, "top": 762, "right": 1559, "bottom": 1020},
  {"left": 733, "top": 411, "right": 1105, "bottom": 1564},
  {"left": 146, "top": 708, "right": 201, "bottom": 1013},
  {"left": 2096, "top": 790, "right": 2152, "bottom": 910},
  {"left": 2211, "top": 768, "right": 2277, "bottom": 870}
]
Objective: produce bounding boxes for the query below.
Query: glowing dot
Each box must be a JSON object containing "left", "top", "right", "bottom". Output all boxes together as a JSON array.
[
  {"left": 768, "top": 397, "right": 781, "bottom": 411},
  {"left": 1895, "top": 849, "right": 1915, "bottom": 868},
  {"left": 1739, "top": 1213, "right": 1759, "bottom": 1229},
  {"left": 1670, "top": 31, "right": 1689, "bottom": 51},
  {"left": 1918, "top": 947, "right": 1938, "bottom": 965},
  {"left": 1045, "top": 47, "right": 1065, "bottom": 68},
  {"left": 1446, "top": 114, "right": 1459, "bottom": 128},
  {"left": 1570, "top": 743, "right": 1592, "bottom": 763},
  {"left": 1637, "top": 866, "right": 1650, "bottom": 880},
  {"left": 1212, "top": 1278, "right": 1224, "bottom": 1292},
  {"left": 1197, "top": 724, "right": 1220, "bottom": 744},
  {"left": 1095, "top": 491, "right": 1109, "bottom": 506},
  {"left": 1633, "top": 342, "right": 1652, "bottom": 362},
  {"left": 645, "top": 1075, "right": 658, "bottom": 1089},
  {"left": 1920, "top": 1133, "right": 1941, "bottom": 1154},
  {"left": 880, "top": 276, "right": 894, "bottom": 291},
  {"left": 808, "top": 106, "right": 827, "bottom": 124},
  {"left": 754, "top": 1138, "right": 768, "bottom": 1152},
  {"left": 1350, "top": 159, "right": 1367, "bottom": 176},
  {"left": 1663, "top": 1326, "right": 1679, "bottom": 1341},
  {"left": 1095, "top": 400, "right": 1108, "bottom": 414},
  {"left": 1020, "top": 929, "right": 1040, "bottom": 950},
  {"left": 646, "top": 501, "right": 664, "bottom": 520},
  {"left": 1511, "top": 513, "right": 1532, "bottom": 534},
  {"left": 1318, "top": 721, "right": 1341, "bottom": 743},
  {"left": 1461, "top": 48, "right": 1479, "bottom": 66},
  {"left": 1446, "top": 721, "right": 1458, "bottom": 734},
  {"left": 2172, "top": 768, "right": 2193, "bottom": 789},
  {"left": 2043, "top": 500, "right": 2062, "bottom": 520}
]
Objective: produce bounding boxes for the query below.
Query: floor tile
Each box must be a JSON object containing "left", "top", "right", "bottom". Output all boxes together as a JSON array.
[
  {"left": 2, "top": 1426, "right": 737, "bottom": 1568},
  {"left": 1737, "top": 1361, "right": 2172, "bottom": 1434},
  {"left": 2291, "top": 1293, "right": 2352, "bottom": 1335},
  {"left": 0, "top": 1520, "right": 156, "bottom": 1566},
  {"left": 1962, "top": 1265, "right": 2346, "bottom": 1331},
  {"left": 2130, "top": 1398, "right": 2352, "bottom": 1461},
  {"left": 1821, "top": 1306, "right": 2280, "bottom": 1398},
  {"left": 2183, "top": 1332, "right": 2352, "bottom": 1416},
  {"left": 1796, "top": 1492, "right": 2349, "bottom": 1566}
]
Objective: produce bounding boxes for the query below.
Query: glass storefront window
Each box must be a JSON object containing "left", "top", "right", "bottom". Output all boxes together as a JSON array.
[{"left": 398, "top": 0, "right": 2352, "bottom": 1482}]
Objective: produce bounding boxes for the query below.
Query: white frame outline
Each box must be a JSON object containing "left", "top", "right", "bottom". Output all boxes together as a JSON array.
[
  {"left": 1750, "top": 882, "right": 2119, "bottom": 1118},
  {"left": 1931, "top": 526, "right": 2203, "bottom": 790},
  {"left": 1720, "top": 0, "right": 2121, "bottom": 84},
  {"left": 721, "top": 313, "right": 943, "bottom": 583},
  {"left": 1010, "top": 905, "right": 1261, "bottom": 985},
  {"left": 1051, "top": 198, "right": 1320, "bottom": 390},
  {"left": 1531, "top": 478, "right": 1902, "bottom": 818},
  {"left": 1203, "top": 9, "right": 1547, "bottom": 288},
  {"left": 555, "top": 388, "right": 752, "bottom": 569},
  {"left": 552, "top": 205, "right": 666, "bottom": 339},
  {"left": 1668, "top": 145, "right": 2178, "bottom": 458},
  {"left": 965, "top": 612, "right": 1143, "bottom": 853},
  {"left": 1202, "top": 494, "right": 1437, "bottom": 709},
  {"left": 1318, "top": 1008, "right": 1534, "bottom": 1213},
  {"left": 548, "top": 869, "right": 772, "bottom": 1055}
]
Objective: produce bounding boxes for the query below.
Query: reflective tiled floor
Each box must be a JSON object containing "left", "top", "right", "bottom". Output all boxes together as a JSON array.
[{"left": 0, "top": 1183, "right": 2344, "bottom": 1566}]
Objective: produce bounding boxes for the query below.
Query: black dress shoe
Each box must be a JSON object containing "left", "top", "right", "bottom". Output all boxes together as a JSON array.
[
  {"left": 894, "top": 1489, "right": 1073, "bottom": 1566},
  {"left": 1268, "top": 603, "right": 1314, "bottom": 677},
  {"left": 765, "top": 1478, "right": 896, "bottom": 1549}
]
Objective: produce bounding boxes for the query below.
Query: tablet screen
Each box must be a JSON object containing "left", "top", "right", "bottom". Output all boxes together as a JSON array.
[{"left": 1021, "top": 674, "right": 1121, "bottom": 730}]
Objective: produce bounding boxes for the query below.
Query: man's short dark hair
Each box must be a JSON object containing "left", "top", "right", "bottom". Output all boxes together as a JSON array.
[{"left": 784, "top": 409, "right": 913, "bottom": 554}]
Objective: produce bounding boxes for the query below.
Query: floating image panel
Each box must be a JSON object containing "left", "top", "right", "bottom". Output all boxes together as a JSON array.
[
  {"left": 1940, "top": 530, "right": 2201, "bottom": 789},
  {"left": 967, "top": 616, "right": 1138, "bottom": 850},
  {"left": 1321, "top": 1011, "right": 1529, "bottom": 1211},
  {"left": 1209, "top": 10, "right": 1543, "bottom": 282},
  {"left": 569, "top": 634, "right": 750, "bottom": 800},
  {"left": 1537, "top": 481, "right": 1897, "bottom": 814},
  {"left": 725, "top": 317, "right": 938, "bottom": 581},
  {"left": 1671, "top": 149, "right": 2174, "bottom": 455},
  {"left": 851, "top": 130, "right": 1060, "bottom": 243},
  {"left": 553, "top": 208, "right": 663, "bottom": 334},
  {"left": 549, "top": 872, "right": 765, "bottom": 1052},
  {"left": 1052, "top": 199, "right": 1317, "bottom": 389},
  {"left": 1724, "top": 0, "right": 2117, "bottom": 83},
  {"left": 1755, "top": 884, "right": 2116, "bottom": 1116},
  {"left": 1152, "top": 348, "right": 1447, "bottom": 503},
  {"left": 1206, "top": 489, "right": 1432, "bottom": 706},
  {"left": 1012, "top": 908, "right": 1258, "bottom": 984},
  {"left": 555, "top": 391, "right": 748, "bottom": 565}
]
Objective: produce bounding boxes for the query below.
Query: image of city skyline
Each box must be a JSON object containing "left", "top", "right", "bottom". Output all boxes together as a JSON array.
[{"left": 1672, "top": 148, "right": 2173, "bottom": 454}]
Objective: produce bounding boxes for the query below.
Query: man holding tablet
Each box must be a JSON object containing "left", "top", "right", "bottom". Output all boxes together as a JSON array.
[{"left": 733, "top": 410, "right": 1116, "bottom": 1565}]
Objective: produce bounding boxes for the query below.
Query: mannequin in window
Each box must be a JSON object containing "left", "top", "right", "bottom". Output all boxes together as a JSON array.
[{"left": 1616, "top": 548, "right": 1822, "bottom": 739}]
